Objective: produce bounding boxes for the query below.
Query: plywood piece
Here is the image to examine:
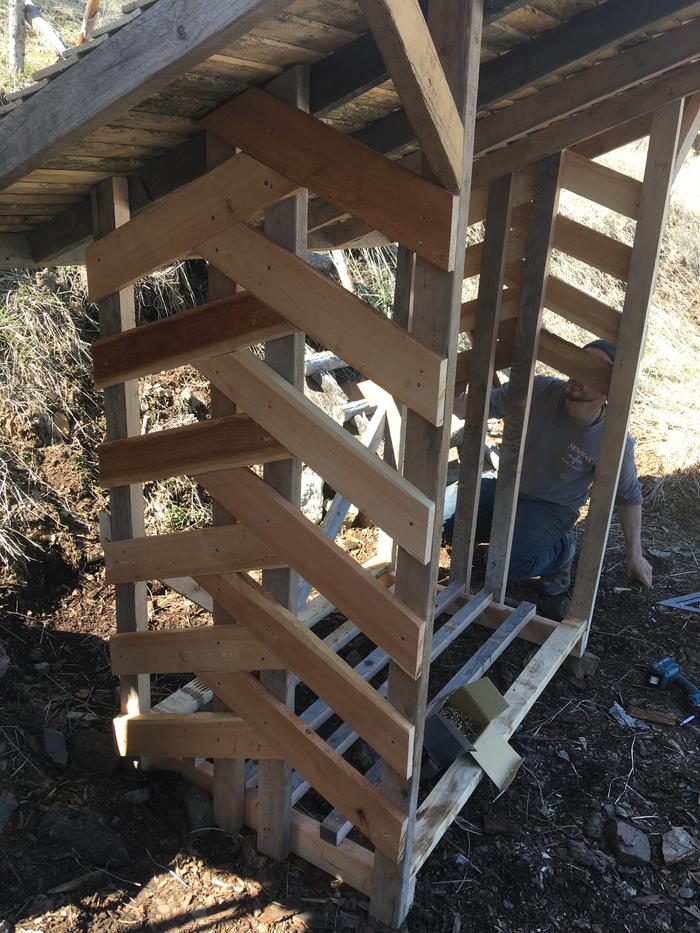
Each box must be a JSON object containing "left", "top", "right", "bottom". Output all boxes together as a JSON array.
[
  {"left": 198, "top": 224, "right": 447, "bottom": 425},
  {"left": 113, "top": 712, "right": 279, "bottom": 758},
  {"left": 202, "top": 88, "right": 458, "bottom": 270},
  {"left": 197, "top": 352, "right": 434, "bottom": 563}
]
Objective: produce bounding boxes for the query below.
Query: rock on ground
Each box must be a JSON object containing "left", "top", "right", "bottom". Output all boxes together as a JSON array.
[
  {"left": 0, "top": 643, "right": 9, "bottom": 682},
  {"left": 184, "top": 786, "right": 214, "bottom": 832},
  {"left": 662, "top": 827, "right": 699, "bottom": 865},
  {"left": 43, "top": 727, "right": 68, "bottom": 767},
  {"left": 70, "top": 728, "right": 120, "bottom": 776},
  {"left": 567, "top": 839, "right": 608, "bottom": 872},
  {"left": 606, "top": 819, "right": 651, "bottom": 866},
  {"left": 0, "top": 789, "right": 18, "bottom": 832},
  {"left": 38, "top": 805, "right": 128, "bottom": 866}
]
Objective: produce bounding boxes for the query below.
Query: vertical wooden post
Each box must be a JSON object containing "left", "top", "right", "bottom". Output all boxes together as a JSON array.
[
  {"left": 449, "top": 173, "right": 514, "bottom": 587},
  {"left": 369, "top": 1, "right": 483, "bottom": 926},
  {"left": 570, "top": 100, "right": 683, "bottom": 651},
  {"left": 92, "top": 177, "right": 149, "bottom": 718},
  {"left": 673, "top": 92, "right": 700, "bottom": 180},
  {"left": 483, "top": 155, "right": 563, "bottom": 602},
  {"left": 8, "top": 0, "right": 25, "bottom": 73},
  {"left": 257, "top": 64, "right": 308, "bottom": 860},
  {"left": 206, "top": 132, "right": 246, "bottom": 833}
]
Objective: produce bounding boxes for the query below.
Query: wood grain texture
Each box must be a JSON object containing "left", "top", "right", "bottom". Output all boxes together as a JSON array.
[
  {"left": 113, "top": 712, "right": 279, "bottom": 758},
  {"left": 202, "top": 88, "right": 458, "bottom": 270},
  {"left": 198, "top": 224, "right": 447, "bottom": 425}
]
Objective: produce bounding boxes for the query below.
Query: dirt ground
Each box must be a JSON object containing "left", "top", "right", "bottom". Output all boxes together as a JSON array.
[{"left": 1, "top": 454, "right": 700, "bottom": 932}]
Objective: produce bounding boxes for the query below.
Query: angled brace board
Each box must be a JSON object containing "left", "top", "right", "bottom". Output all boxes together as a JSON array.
[
  {"left": 197, "top": 224, "right": 447, "bottom": 426},
  {"left": 194, "top": 572, "right": 415, "bottom": 779},
  {"left": 196, "top": 352, "right": 434, "bottom": 563},
  {"left": 92, "top": 292, "right": 289, "bottom": 388},
  {"left": 196, "top": 468, "right": 425, "bottom": 679},
  {"left": 357, "top": 0, "right": 463, "bottom": 191},
  {"left": 201, "top": 88, "right": 459, "bottom": 271},
  {"left": 98, "top": 414, "right": 290, "bottom": 487},
  {"left": 103, "top": 523, "right": 284, "bottom": 584},
  {"left": 113, "top": 712, "right": 280, "bottom": 759},
  {"left": 200, "top": 669, "right": 407, "bottom": 861},
  {"left": 86, "top": 151, "right": 300, "bottom": 301}
]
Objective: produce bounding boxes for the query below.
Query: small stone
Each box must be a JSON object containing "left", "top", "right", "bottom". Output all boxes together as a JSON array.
[
  {"left": 0, "top": 789, "right": 18, "bottom": 831},
  {"left": 567, "top": 839, "right": 608, "bottom": 873},
  {"left": 122, "top": 787, "right": 150, "bottom": 806},
  {"left": 184, "top": 786, "right": 214, "bottom": 832},
  {"left": 606, "top": 819, "right": 651, "bottom": 867},
  {"left": 662, "top": 827, "right": 698, "bottom": 865},
  {"left": 0, "top": 643, "right": 9, "bottom": 682},
  {"left": 565, "top": 651, "right": 600, "bottom": 681},
  {"left": 679, "top": 881, "right": 695, "bottom": 900},
  {"left": 607, "top": 751, "right": 620, "bottom": 764},
  {"left": 38, "top": 805, "right": 128, "bottom": 866},
  {"left": 71, "top": 728, "right": 120, "bottom": 776},
  {"left": 558, "top": 749, "right": 571, "bottom": 762},
  {"left": 43, "top": 728, "right": 68, "bottom": 767},
  {"left": 585, "top": 813, "right": 605, "bottom": 841},
  {"left": 616, "top": 881, "right": 637, "bottom": 899},
  {"left": 503, "top": 900, "right": 514, "bottom": 910},
  {"left": 33, "top": 661, "right": 51, "bottom": 673}
]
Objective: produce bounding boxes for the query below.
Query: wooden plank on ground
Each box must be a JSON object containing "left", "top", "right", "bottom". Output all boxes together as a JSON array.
[
  {"left": 201, "top": 88, "right": 458, "bottom": 271},
  {"left": 197, "top": 224, "right": 447, "bottom": 426},
  {"left": 104, "top": 523, "right": 283, "bottom": 585},
  {"left": 86, "top": 152, "right": 299, "bottom": 300},
  {"left": 196, "top": 352, "right": 434, "bottom": 563},
  {"left": 110, "top": 624, "right": 280, "bottom": 674},
  {"left": 196, "top": 468, "right": 425, "bottom": 679},
  {"left": 200, "top": 670, "right": 408, "bottom": 861},
  {"left": 98, "top": 414, "right": 289, "bottom": 487},
  {"left": 195, "top": 572, "right": 415, "bottom": 779},
  {"left": 357, "top": 0, "right": 463, "bottom": 191},
  {"left": 113, "top": 712, "right": 279, "bottom": 759}
]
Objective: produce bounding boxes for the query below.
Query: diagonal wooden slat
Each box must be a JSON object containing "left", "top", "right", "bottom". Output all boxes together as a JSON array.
[
  {"left": 357, "top": 0, "right": 463, "bottom": 191},
  {"left": 92, "top": 292, "right": 289, "bottom": 389},
  {"left": 196, "top": 468, "right": 425, "bottom": 679},
  {"left": 103, "top": 523, "right": 284, "bottom": 585},
  {"left": 197, "top": 224, "right": 447, "bottom": 426},
  {"left": 201, "top": 88, "right": 458, "bottom": 271},
  {"left": 98, "top": 414, "right": 289, "bottom": 487},
  {"left": 86, "top": 150, "right": 300, "bottom": 302},
  {"left": 194, "top": 572, "right": 414, "bottom": 779},
  {"left": 196, "top": 352, "right": 433, "bottom": 563},
  {"left": 199, "top": 669, "right": 407, "bottom": 861},
  {"left": 113, "top": 711, "right": 279, "bottom": 759}
]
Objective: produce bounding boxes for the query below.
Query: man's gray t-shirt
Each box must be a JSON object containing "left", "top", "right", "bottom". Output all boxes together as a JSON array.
[{"left": 490, "top": 375, "right": 642, "bottom": 510}]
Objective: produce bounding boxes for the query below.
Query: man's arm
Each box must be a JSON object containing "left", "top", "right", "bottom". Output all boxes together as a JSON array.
[{"left": 616, "top": 502, "right": 652, "bottom": 587}]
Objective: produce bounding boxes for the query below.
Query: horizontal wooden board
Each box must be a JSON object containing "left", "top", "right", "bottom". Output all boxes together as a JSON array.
[
  {"left": 98, "top": 414, "right": 289, "bottom": 487},
  {"left": 197, "top": 352, "right": 434, "bottom": 563},
  {"left": 104, "top": 523, "right": 284, "bottom": 585},
  {"left": 197, "top": 572, "right": 414, "bottom": 778},
  {"left": 92, "top": 292, "right": 291, "bottom": 388},
  {"left": 202, "top": 88, "right": 458, "bottom": 270},
  {"left": 196, "top": 468, "right": 425, "bottom": 678},
  {"left": 561, "top": 151, "right": 641, "bottom": 219},
  {"left": 111, "top": 624, "right": 280, "bottom": 673},
  {"left": 536, "top": 329, "right": 613, "bottom": 396},
  {"left": 200, "top": 669, "right": 407, "bottom": 861},
  {"left": 113, "top": 712, "right": 279, "bottom": 758},
  {"left": 86, "top": 151, "right": 300, "bottom": 301},
  {"left": 198, "top": 224, "right": 447, "bottom": 425}
]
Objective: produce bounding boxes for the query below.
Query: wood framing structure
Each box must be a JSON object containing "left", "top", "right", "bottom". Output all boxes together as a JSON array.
[{"left": 2, "top": 0, "right": 698, "bottom": 926}]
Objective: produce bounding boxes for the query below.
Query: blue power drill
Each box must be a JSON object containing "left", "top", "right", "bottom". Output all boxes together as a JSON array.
[{"left": 648, "top": 657, "right": 700, "bottom": 712}]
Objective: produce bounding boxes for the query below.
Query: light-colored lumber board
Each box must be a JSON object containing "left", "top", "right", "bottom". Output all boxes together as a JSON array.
[
  {"left": 474, "top": 14, "right": 700, "bottom": 159},
  {"left": 98, "top": 414, "right": 289, "bottom": 487},
  {"left": 104, "top": 523, "right": 283, "bottom": 585},
  {"left": 160, "top": 576, "right": 213, "bottom": 612},
  {"left": 196, "top": 468, "right": 425, "bottom": 679},
  {"left": 198, "top": 224, "right": 447, "bottom": 426},
  {"left": 411, "top": 619, "right": 585, "bottom": 875},
  {"left": 110, "top": 624, "right": 280, "bottom": 674},
  {"left": 561, "top": 151, "right": 641, "bottom": 220},
  {"left": 357, "top": 0, "right": 463, "bottom": 191},
  {"left": 459, "top": 288, "right": 518, "bottom": 333},
  {"left": 200, "top": 670, "right": 407, "bottom": 861},
  {"left": 541, "top": 277, "right": 621, "bottom": 344},
  {"left": 454, "top": 338, "right": 512, "bottom": 396},
  {"left": 197, "top": 352, "right": 434, "bottom": 563},
  {"left": 537, "top": 330, "right": 612, "bottom": 397},
  {"left": 472, "top": 59, "right": 700, "bottom": 189},
  {"left": 674, "top": 91, "right": 700, "bottom": 180},
  {"left": 195, "top": 572, "right": 414, "bottom": 779},
  {"left": 0, "top": 0, "right": 297, "bottom": 191},
  {"left": 485, "top": 155, "right": 562, "bottom": 603},
  {"left": 572, "top": 114, "right": 654, "bottom": 162},
  {"left": 113, "top": 712, "right": 279, "bottom": 759},
  {"left": 452, "top": 593, "right": 558, "bottom": 646},
  {"left": 92, "top": 292, "right": 290, "bottom": 389},
  {"left": 202, "top": 88, "right": 458, "bottom": 271},
  {"left": 370, "top": 2, "right": 482, "bottom": 925},
  {"left": 570, "top": 100, "right": 683, "bottom": 652},
  {"left": 86, "top": 151, "right": 299, "bottom": 301},
  {"left": 92, "top": 177, "right": 149, "bottom": 718},
  {"left": 450, "top": 174, "right": 514, "bottom": 587}
]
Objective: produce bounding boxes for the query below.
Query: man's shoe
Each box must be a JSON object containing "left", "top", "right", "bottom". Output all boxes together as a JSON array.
[
  {"left": 536, "top": 591, "right": 572, "bottom": 623},
  {"left": 537, "top": 533, "right": 576, "bottom": 598}
]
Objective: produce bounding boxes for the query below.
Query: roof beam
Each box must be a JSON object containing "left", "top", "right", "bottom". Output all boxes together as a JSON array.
[{"left": 0, "top": 0, "right": 296, "bottom": 191}]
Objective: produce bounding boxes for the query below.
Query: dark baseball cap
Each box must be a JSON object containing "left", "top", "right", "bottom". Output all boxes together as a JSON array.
[{"left": 584, "top": 339, "right": 616, "bottom": 362}]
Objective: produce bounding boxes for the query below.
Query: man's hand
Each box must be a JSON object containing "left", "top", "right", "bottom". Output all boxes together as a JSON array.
[{"left": 627, "top": 552, "right": 653, "bottom": 589}]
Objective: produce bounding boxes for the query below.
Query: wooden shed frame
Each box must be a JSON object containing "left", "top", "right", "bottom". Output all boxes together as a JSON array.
[{"left": 2, "top": 0, "right": 700, "bottom": 926}]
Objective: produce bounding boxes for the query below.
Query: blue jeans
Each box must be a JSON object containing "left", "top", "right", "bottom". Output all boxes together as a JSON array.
[{"left": 443, "top": 478, "right": 578, "bottom": 581}]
